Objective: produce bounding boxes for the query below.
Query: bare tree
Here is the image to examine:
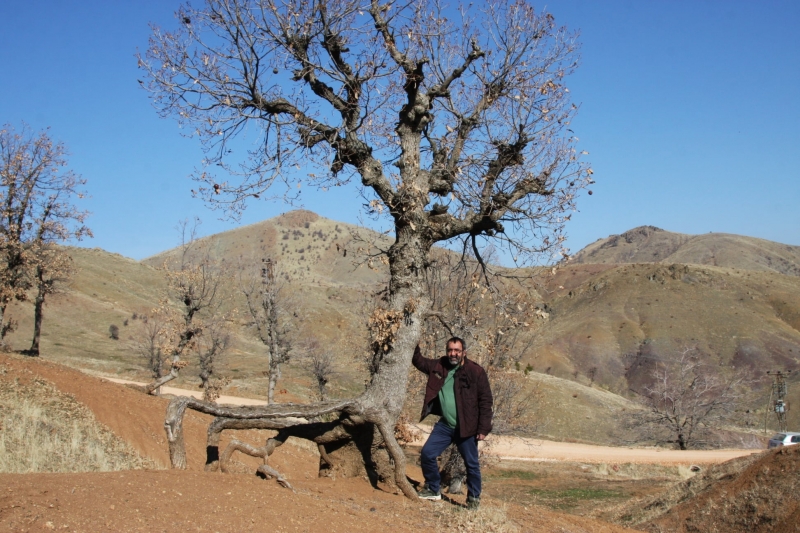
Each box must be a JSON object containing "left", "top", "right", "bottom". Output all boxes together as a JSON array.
[
  {"left": 140, "top": 0, "right": 590, "bottom": 497},
  {"left": 0, "top": 124, "right": 90, "bottom": 351},
  {"left": 132, "top": 313, "right": 168, "bottom": 393},
  {"left": 144, "top": 220, "right": 229, "bottom": 394},
  {"left": 238, "top": 257, "right": 292, "bottom": 403},
  {"left": 303, "top": 337, "right": 338, "bottom": 401},
  {"left": 196, "top": 318, "right": 232, "bottom": 402},
  {"left": 630, "top": 347, "right": 745, "bottom": 450}
]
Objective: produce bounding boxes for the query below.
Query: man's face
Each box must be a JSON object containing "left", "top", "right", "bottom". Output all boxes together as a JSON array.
[{"left": 446, "top": 341, "right": 465, "bottom": 366}]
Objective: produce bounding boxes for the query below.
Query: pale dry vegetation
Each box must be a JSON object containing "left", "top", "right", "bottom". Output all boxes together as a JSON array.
[
  {"left": 0, "top": 365, "right": 156, "bottom": 473},
  {"left": 433, "top": 501, "right": 519, "bottom": 533}
]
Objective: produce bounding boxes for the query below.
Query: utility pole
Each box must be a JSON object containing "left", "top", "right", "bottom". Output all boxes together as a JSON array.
[{"left": 765, "top": 370, "right": 791, "bottom": 433}]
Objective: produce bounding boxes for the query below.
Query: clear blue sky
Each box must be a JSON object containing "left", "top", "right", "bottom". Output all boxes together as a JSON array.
[{"left": 1, "top": 0, "right": 797, "bottom": 261}]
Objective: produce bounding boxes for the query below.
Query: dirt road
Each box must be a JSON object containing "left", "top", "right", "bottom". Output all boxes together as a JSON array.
[{"left": 106, "top": 377, "right": 763, "bottom": 466}]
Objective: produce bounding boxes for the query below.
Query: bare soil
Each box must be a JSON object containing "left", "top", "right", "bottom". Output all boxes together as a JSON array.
[
  {"left": 0, "top": 353, "right": 640, "bottom": 533},
  {"left": 7, "top": 352, "right": 794, "bottom": 533}
]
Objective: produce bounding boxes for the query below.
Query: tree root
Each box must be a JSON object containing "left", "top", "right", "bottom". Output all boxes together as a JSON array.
[
  {"left": 377, "top": 422, "right": 418, "bottom": 499},
  {"left": 164, "top": 395, "right": 419, "bottom": 500},
  {"left": 218, "top": 438, "right": 293, "bottom": 489}
]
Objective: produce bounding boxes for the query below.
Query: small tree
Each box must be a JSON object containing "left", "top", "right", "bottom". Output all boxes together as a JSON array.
[
  {"left": 630, "top": 347, "right": 744, "bottom": 450},
  {"left": 109, "top": 324, "right": 120, "bottom": 340},
  {"left": 144, "top": 220, "right": 229, "bottom": 394},
  {"left": 238, "top": 256, "right": 292, "bottom": 403},
  {"left": 0, "top": 124, "right": 90, "bottom": 352},
  {"left": 196, "top": 318, "right": 231, "bottom": 402},
  {"left": 132, "top": 313, "right": 168, "bottom": 393},
  {"left": 303, "top": 337, "right": 338, "bottom": 401}
]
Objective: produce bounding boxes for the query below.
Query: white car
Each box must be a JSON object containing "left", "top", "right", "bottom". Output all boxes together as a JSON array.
[{"left": 767, "top": 432, "right": 800, "bottom": 449}]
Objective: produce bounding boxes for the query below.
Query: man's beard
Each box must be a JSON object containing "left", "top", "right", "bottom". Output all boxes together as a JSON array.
[{"left": 448, "top": 356, "right": 461, "bottom": 366}]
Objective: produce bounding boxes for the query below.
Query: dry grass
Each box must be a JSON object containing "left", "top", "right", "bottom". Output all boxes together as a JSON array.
[
  {"left": 434, "top": 501, "right": 519, "bottom": 533},
  {"left": 0, "top": 367, "right": 156, "bottom": 473}
]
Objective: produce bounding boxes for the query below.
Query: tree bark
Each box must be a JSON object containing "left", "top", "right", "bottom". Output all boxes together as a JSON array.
[
  {"left": 145, "top": 365, "right": 179, "bottom": 395},
  {"left": 28, "top": 278, "right": 45, "bottom": 356}
]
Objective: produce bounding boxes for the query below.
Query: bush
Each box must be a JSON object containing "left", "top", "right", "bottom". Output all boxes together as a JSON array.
[{"left": 108, "top": 324, "right": 119, "bottom": 340}]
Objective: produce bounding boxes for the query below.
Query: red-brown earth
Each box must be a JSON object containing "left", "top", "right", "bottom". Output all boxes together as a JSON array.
[{"left": 0, "top": 353, "right": 639, "bottom": 533}]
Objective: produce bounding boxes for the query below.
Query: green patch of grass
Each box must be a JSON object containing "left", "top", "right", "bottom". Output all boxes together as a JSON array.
[
  {"left": 528, "top": 488, "right": 624, "bottom": 510},
  {"left": 491, "top": 469, "right": 539, "bottom": 481}
]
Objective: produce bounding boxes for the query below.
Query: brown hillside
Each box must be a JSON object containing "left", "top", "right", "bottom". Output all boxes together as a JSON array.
[
  {"left": 3, "top": 211, "right": 799, "bottom": 447},
  {"left": 527, "top": 262, "right": 800, "bottom": 432},
  {"left": 142, "top": 209, "right": 391, "bottom": 288},
  {"left": 641, "top": 445, "right": 800, "bottom": 533},
  {"left": 570, "top": 226, "right": 800, "bottom": 276}
]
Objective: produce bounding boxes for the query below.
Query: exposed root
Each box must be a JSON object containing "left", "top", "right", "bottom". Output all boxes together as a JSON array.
[
  {"left": 218, "top": 438, "right": 293, "bottom": 489},
  {"left": 257, "top": 464, "right": 293, "bottom": 490},
  {"left": 377, "top": 422, "right": 418, "bottom": 500},
  {"left": 164, "top": 395, "right": 418, "bottom": 500},
  {"left": 317, "top": 443, "right": 333, "bottom": 467}
]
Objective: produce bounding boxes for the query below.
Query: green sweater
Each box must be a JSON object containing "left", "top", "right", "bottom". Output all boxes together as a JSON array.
[{"left": 438, "top": 368, "right": 458, "bottom": 428}]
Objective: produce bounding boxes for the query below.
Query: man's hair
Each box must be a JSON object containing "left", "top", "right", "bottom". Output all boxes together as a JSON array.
[{"left": 446, "top": 336, "right": 466, "bottom": 351}]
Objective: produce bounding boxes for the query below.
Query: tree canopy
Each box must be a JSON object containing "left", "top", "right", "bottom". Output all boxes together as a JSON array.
[{"left": 140, "top": 0, "right": 591, "bottom": 268}]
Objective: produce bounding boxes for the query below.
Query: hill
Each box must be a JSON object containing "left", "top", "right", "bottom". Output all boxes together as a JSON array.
[
  {"left": 570, "top": 226, "right": 800, "bottom": 276},
  {"left": 2, "top": 211, "right": 798, "bottom": 444}
]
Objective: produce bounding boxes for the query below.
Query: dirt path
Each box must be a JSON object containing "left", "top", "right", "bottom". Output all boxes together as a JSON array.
[{"left": 106, "top": 377, "right": 764, "bottom": 466}]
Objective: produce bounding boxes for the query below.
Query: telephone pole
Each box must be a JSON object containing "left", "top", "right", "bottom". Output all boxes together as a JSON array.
[{"left": 765, "top": 370, "right": 791, "bottom": 433}]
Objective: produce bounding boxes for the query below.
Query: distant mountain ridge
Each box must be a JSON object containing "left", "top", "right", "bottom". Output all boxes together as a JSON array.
[{"left": 569, "top": 226, "right": 800, "bottom": 276}]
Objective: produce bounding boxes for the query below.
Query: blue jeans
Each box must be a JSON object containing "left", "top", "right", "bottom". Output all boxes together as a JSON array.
[{"left": 420, "top": 420, "right": 481, "bottom": 498}]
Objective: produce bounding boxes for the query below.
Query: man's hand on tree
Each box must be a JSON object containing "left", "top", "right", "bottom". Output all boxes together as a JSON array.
[{"left": 477, "top": 434, "right": 486, "bottom": 441}]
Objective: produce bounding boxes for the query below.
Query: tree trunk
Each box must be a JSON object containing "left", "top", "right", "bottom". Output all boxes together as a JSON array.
[
  {"left": 0, "top": 302, "right": 14, "bottom": 341},
  {"left": 267, "top": 361, "right": 280, "bottom": 404},
  {"left": 144, "top": 355, "right": 181, "bottom": 394},
  {"left": 28, "top": 275, "right": 46, "bottom": 357},
  {"left": 163, "top": 230, "right": 430, "bottom": 500}
]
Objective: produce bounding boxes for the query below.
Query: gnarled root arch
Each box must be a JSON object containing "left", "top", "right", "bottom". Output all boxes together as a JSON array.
[{"left": 163, "top": 395, "right": 418, "bottom": 499}]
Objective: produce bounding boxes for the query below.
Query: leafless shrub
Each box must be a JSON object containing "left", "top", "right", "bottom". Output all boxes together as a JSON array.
[
  {"left": 196, "top": 319, "right": 231, "bottom": 402},
  {"left": 302, "top": 337, "right": 338, "bottom": 401},
  {"left": 132, "top": 313, "right": 167, "bottom": 389},
  {"left": 108, "top": 324, "right": 119, "bottom": 340}
]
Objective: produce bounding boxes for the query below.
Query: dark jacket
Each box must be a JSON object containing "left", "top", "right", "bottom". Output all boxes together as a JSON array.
[{"left": 412, "top": 345, "right": 493, "bottom": 439}]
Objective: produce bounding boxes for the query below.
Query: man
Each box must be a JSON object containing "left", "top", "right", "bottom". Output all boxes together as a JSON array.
[{"left": 412, "top": 337, "right": 493, "bottom": 509}]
